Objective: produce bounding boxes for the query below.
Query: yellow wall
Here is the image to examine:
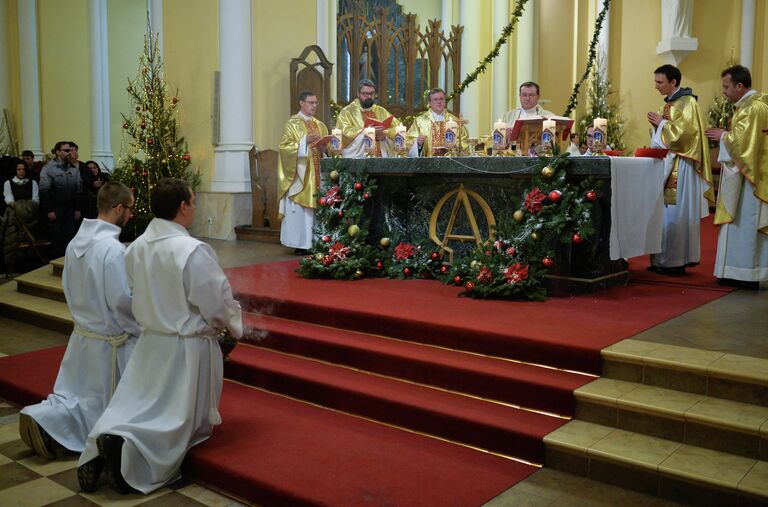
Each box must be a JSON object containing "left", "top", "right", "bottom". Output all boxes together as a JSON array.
[
  {"left": 163, "top": 0, "right": 218, "bottom": 190},
  {"left": 253, "top": 0, "right": 316, "bottom": 151},
  {"left": 398, "top": 0, "right": 441, "bottom": 26},
  {"left": 538, "top": 0, "right": 576, "bottom": 116}
]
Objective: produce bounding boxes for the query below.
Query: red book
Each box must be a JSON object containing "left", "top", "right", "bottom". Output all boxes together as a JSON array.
[{"left": 364, "top": 115, "right": 395, "bottom": 129}]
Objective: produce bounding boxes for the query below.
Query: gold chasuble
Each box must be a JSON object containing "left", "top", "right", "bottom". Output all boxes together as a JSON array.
[
  {"left": 406, "top": 110, "right": 468, "bottom": 157},
  {"left": 658, "top": 95, "right": 715, "bottom": 205},
  {"left": 336, "top": 100, "right": 401, "bottom": 157},
  {"left": 716, "top": 92, "right": 768, "bottom": 233},
  {"left": 277, "top": 115, "right": 328, "bottom": 217}
]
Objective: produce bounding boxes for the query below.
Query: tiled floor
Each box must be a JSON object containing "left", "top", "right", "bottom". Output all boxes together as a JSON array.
[{"left": 3, "top": 238, "right": 765, "bottom": 506}]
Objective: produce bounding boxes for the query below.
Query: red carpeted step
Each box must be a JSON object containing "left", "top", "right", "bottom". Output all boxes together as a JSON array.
[
  {"left": 0, "top": 346, "right": 64, "bottom": 406},
  {"left": 224, "top": 344, "right": 566, "bottom": 462},
  {"left": 244, "top": 312, "right": 593, "bottom": 416},
  {"left": 186, "top": 380, "right": 539, "bottom": 506}
]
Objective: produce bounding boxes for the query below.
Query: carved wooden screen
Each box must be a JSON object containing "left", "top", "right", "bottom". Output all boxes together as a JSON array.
[
  {"left": 337, "top": 4, "right": 463, "bottom": 118},
  {"left": 290, "top": 45, "right": 334, "bottom": 128}
]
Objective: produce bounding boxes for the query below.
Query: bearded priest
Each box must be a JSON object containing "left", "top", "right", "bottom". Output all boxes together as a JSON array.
[
  {"left": 406, "top": 88, "right": 468, "bottom": 157},
  {"left": 277, "top": 90, "right": 329, "bottom": 254},
  {"left": 337, "top": 78, "right": 401, "bottom": 158}
]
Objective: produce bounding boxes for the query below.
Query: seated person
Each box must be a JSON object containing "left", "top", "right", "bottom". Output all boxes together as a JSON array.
[{"left": 2, "top": 160, "right": 40, "bottom": 270}]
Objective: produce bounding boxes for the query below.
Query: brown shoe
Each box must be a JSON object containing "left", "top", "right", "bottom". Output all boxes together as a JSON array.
[
  {"left": 77, "top": 456, "right": 105, "bottom": 492},
  {"left": 97, "top": 434, "right": 139, "bottom": 495},
  {"left": 18, "top": 414, "right": 57, "bottom": 460}
]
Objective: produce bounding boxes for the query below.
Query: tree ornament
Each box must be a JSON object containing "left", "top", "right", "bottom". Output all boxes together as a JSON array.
[
  {"left": 142, "top": 171, "right": 148, "bottom": 177},
  {"left": 506, "top": 246, "right": 516, "bottom": 256},
  {"left": 453, "top": 275, "right": 462, "bottom": 284},
  {"left": 140, "top": 122, "right": 146, "bottom": 129},
  {"left": 322, "top": 255, "right": 333, "bottom": 267},
  {"left": 182, "top": 154, "right": 191, "bottom": 161},
  {"left": 337, "top": 210, "right": 344, "bottom": 218},
  {"left": 123, "top": 122, "right": 129, "bottom": 129},
  {"left": 542, "top": 256, "right": 554, "bottom": 268},
  {"left": 470, "top": 260, "right": 480, "bottom": 269},
  {"left": 585, "top": 190, "right": 597, "bottom": 202},
  {"left": 376, "top": 260, "right": 383, "bottom": 269},
  {"left": 314, "top": 253, "right": 324, "bottom": 261},
  {"left": 347, "top": 224, "right": 360, "bottom": 237},
  {"left": 464, "top": 281, "right": 475, "bottom": 292},
  {"left": 135, "top": 105, "right": 141, "bottom": 112},
  {"left": 354, "top": 269, "right": 364, "bottom": 279},
  {"left": 172, "top": 97, "right": 178, "bottom": 104},
  {"left": 548, "top": 190, "right": 562, "bottom": 203},
  {"left": 318, "top": 197, "right": 326, "bottom": 206},
  {"left": 329, "top": 170, "right": 340, "bottom": 181},
  {"left": 363, "top": 192, "right": 370, "bottom": 200},
  {"left": 531, "top": 231, "right": 539, "bottom": 241},
  {"left": 403, "top": 267, "right": 412, "bottom": 277},
  {"left": 430, "top": 252, "right": 440, "bottom": 261},
  {"left": 354, "top": 182, "right": 363, "bottom": 191},
  {"left": 541, "top": 166, "right": 555, "bottom": 178},
  {"left": 161, "top": 159, "right": 167, "bottom": 164},
  {"left": 513, "top": 210, "right": 525, "bottom": 223},
  {"left": 322, "top": 235, "right": 332, "bottom": 243},
  {"left": 572, "top": 233, "right": 583, "bottom": 244},
  {"left": 147, "top": 138, "right": 154, "bottom": 145},
  {"left": 379, "top": 237, "right": 391, "bottom": 247},
  {"left": 440, "top": 265, "right": 448, "bottom": 274}
]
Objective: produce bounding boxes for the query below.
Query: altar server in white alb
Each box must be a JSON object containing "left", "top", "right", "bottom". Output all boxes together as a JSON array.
[
  {"left": 77, "top": 178, "right": 243, "bottom": 494},
  {"left": 646, "top": 64, "right": 714, "bottom": 275},
  {"left": 278, "top": 90, "right": 328, "bottom": 254},
  {"left": 19, "top": 182, "right": 140, "bottom": 459}
]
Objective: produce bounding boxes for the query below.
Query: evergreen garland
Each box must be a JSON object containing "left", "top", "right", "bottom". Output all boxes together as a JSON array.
[{"left": 563, "top": 0, "right": 612, "bottom": 117}]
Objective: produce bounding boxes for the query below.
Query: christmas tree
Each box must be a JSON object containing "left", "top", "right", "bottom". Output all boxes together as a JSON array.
[
  {"left": 112, "top": 33, "right": 199, "bottom": 239},
  {"left": 577, "top": 53, "right": 626, "bottom": 151}
]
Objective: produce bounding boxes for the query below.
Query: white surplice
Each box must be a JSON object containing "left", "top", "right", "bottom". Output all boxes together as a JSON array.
[
  {"left": 501, "top": 105, "right": 554, "bottom": 125},
  {"left": 649, "top": 120, "right": 709, "bottom": 268},
  {"left": 21, "top": 219, "right": 140, "bottom": 452},
  {"left": 279, "top": 112, "right": 315, "bottom": 249},
  {"left": 77, "top": 218, "right": 243, "bottom": 493},
  {"left": 714, "top": 133, "right": 768, "bottom": 281}
]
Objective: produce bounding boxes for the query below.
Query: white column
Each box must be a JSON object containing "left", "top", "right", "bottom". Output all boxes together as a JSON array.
[
  {"left": 439, "top": 0, "right": 453, "bottom": 89},
  {"left": 17, "top": 0, "right": 43, "bottom": 158},
  {"left": 459, "top": 0, "right": 482, "bottom": 136},
  {"left": 316, "top": 0, "right": 328, "bottom": 53},
  {"left": 212, "top": 0, "right": 253, "bottom": 193},
  {"left": 740, "top": 0, "right": 755, "bottom": 70},
  {"left": 89, "top": 0, "right": 114, "bottom": 169},
  {"left": 597, "top": 0, "right": 610, "bottom": 71},
  {"left": 147, "top": 0, "right": 163, "bottom": 58},
  {"left": 492, "top": 0, "right": 509, "bottom": 122},
  {"left": 515, "top": 1, "right": 535, "bottom": 107}
]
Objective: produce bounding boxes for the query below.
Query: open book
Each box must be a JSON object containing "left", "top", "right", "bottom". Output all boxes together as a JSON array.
[
  {"left": 363, "top": 115, "right": 395, "bottom": 129},
  {"left": 310, "top": 135, "right": 334, "bottom": 148},
  {"left": 509, "top": 117, "right": 574, "bottom": 141}
]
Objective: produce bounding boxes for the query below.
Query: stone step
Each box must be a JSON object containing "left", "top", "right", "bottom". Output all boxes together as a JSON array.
[
  {"left": 544, "top": 419, "right": 768, "bottom": 506},
  {"left": 602, "top": 339, "right": 768, "bottom": 408},
  {"left": 575, "top": 377, "right": 768, "bottom": 460},
  {"left": 0, "top": 281, "right": 72, "bottom": 334},
  {"left": 50, "top": 258, "right": 65, "bottom": 277},
  {"left": 14, "top": 267, "right": 65, "bottom": 303}
]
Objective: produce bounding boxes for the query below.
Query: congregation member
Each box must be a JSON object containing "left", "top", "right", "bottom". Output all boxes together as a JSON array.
[
  {"left": 406, "top": 87, "right": 468, "bottom": 157},
  {"left": 278, "top": 90, "right": 328, "bottom": 254},
  {"left": 3, "top": 159, "right": 39, "bottom": 208},
  {"left": 39, "top": 141, "right": 82, "bottom": 258},
  {"left": 337, "top": 79, "right": 401, "bottom": 158},
  {"left": 77, "top": 178, "right": 243, "bottom": 494},
  {"left": 21, "top": 149, "right": 43, "bottom": 181},
  {"left": 566, "top": 132, "right": 581, "bottom": 156},
  {"left": 83, "top": 160, "right": 109, "bottom": 219},
  {"left": 20, "top": 182, "right": 139, "bottom": 461},
  {"left": 502, "top": 81, "right": 554, "bottom": 124},
  {"left": 646, "top": 64, "right": 714, "bottom": 275},
  {"left": 705, "top": 65, "right": 768, "bottom": 289}
]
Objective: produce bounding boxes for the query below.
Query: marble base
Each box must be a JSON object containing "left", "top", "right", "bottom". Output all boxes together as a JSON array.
[{"left": 190, "top": 191, "right": 252, "bottom": 240}]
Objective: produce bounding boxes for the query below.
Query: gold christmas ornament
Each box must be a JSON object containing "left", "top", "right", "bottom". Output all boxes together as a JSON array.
[
  {"left": 530, "top": 231, "right": 539, "bottom": 241},
  {"left": 541, "top": 166, "right": 555, "bottom": 178},
  {"left": 469, "top": 260, "right": 480, "bottom": 269},
  {"left": 347, "top": 224, "right": 360, "bottom": 237},
  {"left": 513, "top": 210, "right": 525, "bottom": 223},
  {"left": 314, "top": 253, "right": 324, "bottom": 261},
  {"left": 354, "top": 269, "right": 364, "bottom": 279},
  {"left": 329, "top": 170, "right": 340, "bottom": 181},
  {"left": 379, "top": 237, "right": 391, "bottom": 247}
]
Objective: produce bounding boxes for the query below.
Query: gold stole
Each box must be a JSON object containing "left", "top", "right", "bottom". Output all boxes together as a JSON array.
[
  {"left": 361, "top": 111, "right": 383, "bottom": 157},
  {"left": 662, "top": 102, "right": 678, "bottom": 203},
  {"left": 305, "top": 119, "right": 321, "bottom": 188},
  {"left": 431, "top": 121, "right": 446, "bottom": 155}
]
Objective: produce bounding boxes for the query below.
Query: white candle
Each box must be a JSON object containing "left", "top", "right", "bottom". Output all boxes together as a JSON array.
[
  {"left": 542, "top": 119, "right": 556, "bottom": 134},
  {"left": 394, "top": 125, "right": 407, "bottom": 151},
  {"left": 493, "top": 119, "right": 507, "bottom": 149},
  {"left": 331, "top": 128, "right": 342, "bottom": 151},
  {"left": 394, "top": 125, "right": 406, "bottom": 135},
  {"left": 445, "top": 119, "right": 458, "bottom": 147},
  {"left": 363, "top": 127, "right": 376, "bottom": 152},
  {"left": 593, "top": 117, "right": 607, "bottom": 132}
]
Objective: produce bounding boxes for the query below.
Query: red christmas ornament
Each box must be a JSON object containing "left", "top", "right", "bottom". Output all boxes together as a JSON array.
[
  {"left": 147, "top": 138, "right": 154, "bottom": 145},
  {"left": 142, "top": 171, "right": 148, "bottom": 177},
  {"left": 464, "top": 281, "right": 475, "bottom": 292},
  {"left": 542, "top": 256, "right": 554, "bottom": 268},
  {"left": 322, "top": 235, "right": 332, "bottom": 243},
  {"left": 403, "top": 267, "right": 412, "bottom": 277},
  {"left": 453, "top": 275, "right": 462, "bottom": 284},
  {"left": 506, "top": 246, "right": 517, "bottom": 256},
  {"left": 548, "top": 190, "right": 562, "bottom": 203},
  {"left": 376, "top": 260, "right": 383, "bottom": 269},
  {"left": 140, "top": 122, "right": 146, "bottom": 129},
  {"left": 337, "top": 210, "right": 344, "bottom": 218},
  {"left": 585, "top": 190, "right": 597, "bottom": 202},
  {"left": 430, "top": 252, "right": 440, "bottom": 261},
  {"left": 572, "top": 233, "right": 583, "bottom": 244},
  {"left": 363, "top": 192, "right": 370, "bottom": 200},
  {"left": 122, "top": 122, "right": 129, "bottom": 129},
  {"left": 440, "top": 265, "right": 448, "bottom": 274},
  {"left": 322, "top": 255, "right": 333, "bottom": 267},
  {"left": 172, "top": 97, "right": 178, "bottom": 104},
  {"left": 182, "top": 154, "right": 191, "bottom": 161},
  {"left": 130, "top": 186, "right": 136, "bottom": 193},
  {"left": 354, "top": 182, "right": 363, "bottom": 191},
  {"left": 318, "top": 197, "right": 326, "bottom": 206}
]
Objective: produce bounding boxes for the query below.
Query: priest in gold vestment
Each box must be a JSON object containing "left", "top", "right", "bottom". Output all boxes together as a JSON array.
[
  {"left": 647, "top": 65, "right": 714, "bottom": 275},
  {"left": 406, "top": 88, "right": 468, "bottom": 157},
  {"left": 277, "top": 91, "right": 328, "bottom": 253},
  {"left": 336, "top": 79, "right": 401, "bottom": 158},
  {"left": 706, "top": 65, "right": 768, "bottom": 288}
]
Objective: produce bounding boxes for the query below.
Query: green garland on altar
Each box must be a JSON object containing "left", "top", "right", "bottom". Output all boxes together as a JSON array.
[
  {"left": 562, "top": 0, "right": 612, "bottom": 117},
  {"left": 446, "top": 0, "right": 530, "bottom": 104}
]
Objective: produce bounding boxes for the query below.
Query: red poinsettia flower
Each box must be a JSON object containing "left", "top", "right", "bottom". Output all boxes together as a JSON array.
[
  {"left": 503, "top": 263, "right": 529, "bottom": 284},
  {"left": 476, "top": 266, "right": 493, "bottom": 284},
  {"left": 493, "top": 240, "right": 505, "bottom": 252},
  {"left": 524, "top": 187, "right": 548, "bottom": 214},
  {"left": 394, "top": 242, "right": 415, "bottom": 260},
  {"left": 505, "top": 246, "right": 517, "bottom": 256},
  {"left": 328, "top": 242, "right": 350, "bottom": 261},
  {"left": 324, "top": 186, "right": 343, "bottom": 206}
]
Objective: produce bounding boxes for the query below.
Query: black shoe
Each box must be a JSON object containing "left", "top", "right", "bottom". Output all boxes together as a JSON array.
[
  {"left": 77, "top": 456, "right": 105, "bottom": 492},
  {"left": 685, "top": 262, "right": 700, "bottom": 268},
  {"left": 18, "top": 413, "right": 57, "bottom": 459},
  {"left": 646, "top": 265, "right": 661, "bottom": 273},
  {"left": 293, "top": 248, "right": 308, "bottom": 256},
  {"left": 717, "top": 278, "right": 760, "bottom": 290},
  {"left": 97, "top": 434, "right": 139, "bottom": 495},
  {"left": 652, "top": 265, "right": 686, "bottom": 276}
]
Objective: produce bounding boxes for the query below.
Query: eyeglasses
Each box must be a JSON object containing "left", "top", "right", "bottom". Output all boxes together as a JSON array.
[
  {"left": 113, "top": 203, "right": 135, "bottom": 212},
  {"left": 359, "top": 91, "right": 376, "bottom": 98}
]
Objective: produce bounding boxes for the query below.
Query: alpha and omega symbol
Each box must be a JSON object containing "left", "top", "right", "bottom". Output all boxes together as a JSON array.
[{"left": 429, "top": 184, "right": 496, "bottom": 262}]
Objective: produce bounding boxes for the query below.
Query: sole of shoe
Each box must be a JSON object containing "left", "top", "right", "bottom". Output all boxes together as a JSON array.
[
  {"left": 97, "top": 434, "right": 138, "bottom": 495},
  {"left": 77, "top": 456, "right": 105, "bottom": 493},
  {"left": 19, "top": 414, "right": 56, "bottom": 460}
]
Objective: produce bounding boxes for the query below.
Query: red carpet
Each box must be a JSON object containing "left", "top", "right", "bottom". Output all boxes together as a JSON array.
[
  {"left": 229, "top": 260, "right": 729, "bottom": 375},
  {"left": 0, "top": 346, "right": 64, "bottom": 406}
]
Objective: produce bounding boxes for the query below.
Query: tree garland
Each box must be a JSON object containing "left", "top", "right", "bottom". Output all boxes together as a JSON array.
[{"left": 562, "top": 0, "right": 612, "bottom": 117}]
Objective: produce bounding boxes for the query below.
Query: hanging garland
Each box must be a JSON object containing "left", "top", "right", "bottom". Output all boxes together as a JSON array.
[
  {"left": 446, "top": 0, "right": 531, "bottom": 103},
  {"left": 562, "top": 0, "right": 612, "bottom": 117}
]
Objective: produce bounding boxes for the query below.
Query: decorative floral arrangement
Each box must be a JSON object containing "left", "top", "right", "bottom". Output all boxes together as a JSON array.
[{"left": 297, "top": 154, "right": 600, "bottom": 301}]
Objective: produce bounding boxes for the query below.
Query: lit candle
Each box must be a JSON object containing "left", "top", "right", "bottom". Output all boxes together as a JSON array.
[
  {"left": 593, "top": 117, "right": 608, "bottom": 132},
  {"left": 493, "top": 119, "right": 507, "bottom": 149},
  {"left": 331, "top": 128, "right": 342, "bottom": 152},
  {"left": 445, "top": 119, "right": 458, "bottom": 148},
  {"left": 542, "top": 119, "right": 556, "bottom": 135},
  {"left": 394, "top": 125, "right": 407, "bottom": 152},
  {"left": 363, "top": 127, "right": 376, "bottom": 152}
]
